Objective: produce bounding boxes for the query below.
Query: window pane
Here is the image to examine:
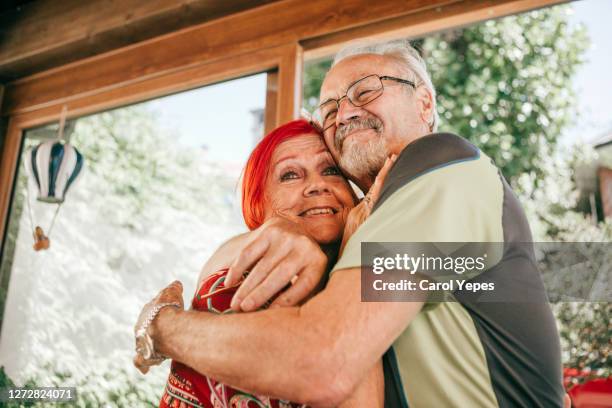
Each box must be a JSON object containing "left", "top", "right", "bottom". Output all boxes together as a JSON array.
[{"left": 0, "top": 73, "right": 266, "bottom": 404}]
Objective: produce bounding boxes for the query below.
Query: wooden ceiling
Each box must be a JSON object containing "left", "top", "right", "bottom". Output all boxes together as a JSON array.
[{"left": 0, "top": 0, "right": 279, "bottom": 82}]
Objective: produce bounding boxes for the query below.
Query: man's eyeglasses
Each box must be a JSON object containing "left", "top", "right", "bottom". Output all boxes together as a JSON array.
[{"left": 315, "top": 74, "right": 417, "bottom": 131}]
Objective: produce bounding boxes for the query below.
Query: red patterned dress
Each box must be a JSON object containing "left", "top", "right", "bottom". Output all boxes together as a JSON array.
[{"left": 159, "top": 268, "right": 306, "bottom": 408}]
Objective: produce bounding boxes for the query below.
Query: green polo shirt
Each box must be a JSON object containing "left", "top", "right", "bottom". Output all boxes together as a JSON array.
[{"left": 332, "top": 133, "right": 563, "bottom": 408}]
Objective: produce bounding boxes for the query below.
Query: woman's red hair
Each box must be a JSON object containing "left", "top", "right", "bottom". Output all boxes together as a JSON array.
[{"left": 241, "top": 119, "right": 321, "bottom": 230}]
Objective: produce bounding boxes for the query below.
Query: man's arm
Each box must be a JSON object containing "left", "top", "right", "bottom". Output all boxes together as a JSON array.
[
  {"left": 339, "top": 360, "right": 384, "bottom": 408},
  {"left": 152, "top": 267, "right": 424, "bottom": 407}
]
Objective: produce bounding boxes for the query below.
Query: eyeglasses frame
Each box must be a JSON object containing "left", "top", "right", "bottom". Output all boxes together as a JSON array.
[{"left": 316, "top": 74, "right": 417, "bottom": 131}]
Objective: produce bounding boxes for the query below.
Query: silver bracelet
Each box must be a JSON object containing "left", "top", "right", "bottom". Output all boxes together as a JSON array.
[{"left": 135, "top": 302, "right": 181, "bottom": 361}]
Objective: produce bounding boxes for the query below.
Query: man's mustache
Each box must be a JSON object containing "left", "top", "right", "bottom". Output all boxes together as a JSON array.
[{"left": 335, "top": 118, "right": 384, "bottom": 151}]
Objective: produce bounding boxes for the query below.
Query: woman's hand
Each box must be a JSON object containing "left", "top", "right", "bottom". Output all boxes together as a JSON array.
[
  {"left": 340, "top": 154, "right": 397, "bottom": 254},
  {"left": 133, "top": 280, "right": 185, "bottom": 374},
  {"left": 225, "top": 216, "right": 328, "bottom": 312}
]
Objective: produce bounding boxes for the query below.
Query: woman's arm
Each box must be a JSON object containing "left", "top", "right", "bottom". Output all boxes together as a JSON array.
[{"left": 196, "top": 232, "right": 251, "bottom": 289}]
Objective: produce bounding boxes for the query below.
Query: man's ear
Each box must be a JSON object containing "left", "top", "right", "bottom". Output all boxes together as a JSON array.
[{"left": 415, "top": 86, "right": 434, "bottom": 129}]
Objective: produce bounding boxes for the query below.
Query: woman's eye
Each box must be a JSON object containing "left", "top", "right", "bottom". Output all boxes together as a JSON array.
[
  {"left": 325, "top": 109, "right": 337, "bottom": 121},
  {"left": 280, "top": 171, "right": 299, "bottom": 181},
  {"left": 323, "top": 166, "right": 341, "bottom": 176}
]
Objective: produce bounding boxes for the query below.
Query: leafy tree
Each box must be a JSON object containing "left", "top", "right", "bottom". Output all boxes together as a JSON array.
[{"left": 514, "top": 143, "right": 611, "bottom": 381}]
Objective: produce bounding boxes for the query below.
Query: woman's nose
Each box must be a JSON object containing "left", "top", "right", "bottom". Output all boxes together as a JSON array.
[{"left": 304, "top": 176, "right": 331, "bottom": 196}]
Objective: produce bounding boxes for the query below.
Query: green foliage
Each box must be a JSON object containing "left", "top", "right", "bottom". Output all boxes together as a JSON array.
[
  {"left": 0, "top": 366, "right": 40, "bottom": 407},
  {"left": 513, "top": 143, "right": 612, "bottom": 381},
  {"left": 554, "top": 303, "right": 611, "bottom": 384},
  {"left": 425, "top": 7, "right": 588, "bottom": 182},
  {"left": 303, "top": 59, "right": 333, "bottom": 113},
  {"left": 0, "top": 365, "right": 161, "bottom": 407}
]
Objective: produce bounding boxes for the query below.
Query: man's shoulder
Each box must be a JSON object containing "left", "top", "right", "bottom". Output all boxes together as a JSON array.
[{"left": 375, "top": 133, "right": 482, "bottom": 210}]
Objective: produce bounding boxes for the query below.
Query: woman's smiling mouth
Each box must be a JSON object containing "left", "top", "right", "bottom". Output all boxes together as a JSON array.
[{"left": 299, "top": 206, "right": 339, "bottom": 217}]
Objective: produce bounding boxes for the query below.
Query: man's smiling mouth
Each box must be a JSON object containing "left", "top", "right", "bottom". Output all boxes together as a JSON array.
[
  {"left": 345, "top": 128, "right": 376, "bottom": 140},
  {"left": 338, "top": 127, "right": 380, "bottom": 150}
]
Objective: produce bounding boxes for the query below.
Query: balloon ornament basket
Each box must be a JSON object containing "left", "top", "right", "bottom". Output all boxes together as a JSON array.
[{"left": 33, "top": 226, "right": 50, "bottom": 251}]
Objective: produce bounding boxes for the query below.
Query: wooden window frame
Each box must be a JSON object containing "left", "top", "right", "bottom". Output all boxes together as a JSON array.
[
  {"left": 0, "top": 0, "right": 566, "bottom": 252},
  {"left": 0, "top": 43, "right": 303, "bottom": 254}
]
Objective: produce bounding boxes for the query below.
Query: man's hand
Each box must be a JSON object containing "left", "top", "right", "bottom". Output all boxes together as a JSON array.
[
  {"left": 133, "top": 280, "right": 184, "bottom": 374},
  {"left": 225, "top": 216, "right": 328, "bottom": 312}
]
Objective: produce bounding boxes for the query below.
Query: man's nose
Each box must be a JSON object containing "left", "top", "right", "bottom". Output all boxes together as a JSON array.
[{"left": 336, "top": 97, "right": 363, "bottom": 127}]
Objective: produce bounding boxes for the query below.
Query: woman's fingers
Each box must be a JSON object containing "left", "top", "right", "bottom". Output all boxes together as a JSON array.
[
  {"left": 133, "top": 354, "right": 150, "bottom": 374},
  {"left": 367, "top": 154, "right": 397, "bottom": 208},
  {"left": 226, "top": 234, "right": 270, "bottom": 286},
  {"left": 270, "top": 262, "right": 324, "bottom": 308},
  {"left": 229, "top": 245, "right": 288, "bottom": 311},
  {"left": 234, "top": 238, "right": 327, "bottom": 311},
  {"left": 227, "top": 216, "right": 327, "bottom": 311},
  {"left": 157, "top": 280, "right": 184, "bottom": 307},
  {"left": 239, "top": 263, "right": 303, "bottom": 311}
]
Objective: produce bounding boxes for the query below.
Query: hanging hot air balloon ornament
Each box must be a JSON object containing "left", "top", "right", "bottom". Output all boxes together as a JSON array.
[{"left": 24, "top": 107, "right": 84, "bottom": 251}]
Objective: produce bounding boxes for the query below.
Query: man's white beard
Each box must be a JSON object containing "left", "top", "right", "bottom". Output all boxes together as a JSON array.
[{"left": 339, "top": 135, "right": 388, "bottom": 182}]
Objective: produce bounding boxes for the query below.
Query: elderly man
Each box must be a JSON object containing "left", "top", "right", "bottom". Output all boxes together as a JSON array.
[{"left": 135, "top": 40, "right": 565, "bottom": 407}]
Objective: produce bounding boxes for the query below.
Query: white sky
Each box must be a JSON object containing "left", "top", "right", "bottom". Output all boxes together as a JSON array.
[
  {"left": 562, "top": 0, "right": 612, "bottom": 145},
  {"left": 146, "top": 74, "right": 267, "bottom": 164},
  {"left": 142, "top": 0, "right": 611, "bottom": 161}
]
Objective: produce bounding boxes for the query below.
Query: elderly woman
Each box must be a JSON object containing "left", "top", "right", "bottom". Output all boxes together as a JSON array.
[{"left": 135, "top": 119, "right": 393, "bottom": 407}]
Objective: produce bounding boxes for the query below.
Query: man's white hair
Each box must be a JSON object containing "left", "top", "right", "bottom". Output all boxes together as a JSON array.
[{"left": 333, "top": 39, "right": 439, "bottom": 132}]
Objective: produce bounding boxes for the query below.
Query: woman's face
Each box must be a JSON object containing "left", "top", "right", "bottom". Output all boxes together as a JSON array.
[{"left": 263, "top": 133, "right": 356, "bottom": 244}]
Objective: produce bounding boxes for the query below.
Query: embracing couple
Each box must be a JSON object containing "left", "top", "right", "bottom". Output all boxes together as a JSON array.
[{"left": 133, "top": 40, "right": 566, "bottom": 408}]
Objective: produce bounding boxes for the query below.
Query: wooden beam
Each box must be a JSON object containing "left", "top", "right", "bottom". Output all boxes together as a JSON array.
[
  {"left": 303, "top": 0, "right": 569, "bottom": 59},
  {"left": 264, "top": 71, "right": 279, "bottom": 135},
  {"left": 277, "top": 43, "right": 303, "bottom": 125},
  {"left": 0, "top": 83, "right": 5, "bottom": 152},
  {"left": 0, "top": 119, "right": 22, "bottom": 251},
  {"left": 0, "top": 85, "right": 6, "bottom": 245},
  {"left": 2, "top": 0, "right": 457, "bottom": 115},
  {"left": 0, "top": 0, "right": 278, "bottom": 81},
  {"left": 1, "top": 46, "right": 287, "bottom": 132}
]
